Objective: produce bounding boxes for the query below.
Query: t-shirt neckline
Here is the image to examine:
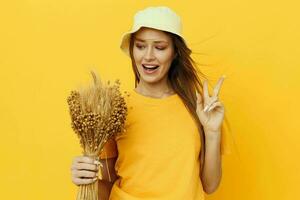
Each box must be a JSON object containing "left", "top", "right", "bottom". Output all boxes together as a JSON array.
[{"left": 131, "top": 88, "right": 178, "bottom": 103}]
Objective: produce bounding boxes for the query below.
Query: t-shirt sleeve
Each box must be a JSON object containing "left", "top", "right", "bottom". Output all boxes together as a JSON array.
[
  {"left": 99, "top": 137, "right": 118, "bottom": 159},
  {"left": 220, "top": 122, "right": 234, "bottom": 155}
]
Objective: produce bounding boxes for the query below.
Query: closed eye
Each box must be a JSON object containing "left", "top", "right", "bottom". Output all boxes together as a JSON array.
[
  {"left": 156, "top": 47, "right": 166, "bottom": 50},
  {"left": 136, "top": 44, "right": 145, "bottom": 49},
  {"left": 135, "top": 44, "right": 166, "bottom": 51}
]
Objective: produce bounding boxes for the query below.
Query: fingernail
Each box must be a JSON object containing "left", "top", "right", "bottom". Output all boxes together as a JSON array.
[
  {"left": 94, "top": 160, "right": 101, "bottom": 165},
  {"left": 203, "top": 105, "right": 208, "bottom": 112},
  {"left": 93, "top": 177, "right": 97, "bottom": 182},
  {"left": 207, "top": 106, "right": 213, "bottom": 112},
  {"left": 97, "top": 162, "right": 103, "bottom": 168}
]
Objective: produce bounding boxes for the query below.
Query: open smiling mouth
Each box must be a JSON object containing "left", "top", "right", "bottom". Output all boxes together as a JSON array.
[
  {"left": 142, "top": 64, "right": 160, "bottom": 72},
  {"left": 142, "top": 64, "right": 159, "bottom": 74}
]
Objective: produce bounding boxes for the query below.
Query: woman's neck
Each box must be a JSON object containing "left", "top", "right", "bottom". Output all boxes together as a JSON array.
[{"left": 135, "top": 80, "right": 175, "bottom": 98}]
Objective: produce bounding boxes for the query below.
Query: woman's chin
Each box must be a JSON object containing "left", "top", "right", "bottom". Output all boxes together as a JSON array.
[{"left": 140, "top": 76, "right": 161, "bottom": 84}]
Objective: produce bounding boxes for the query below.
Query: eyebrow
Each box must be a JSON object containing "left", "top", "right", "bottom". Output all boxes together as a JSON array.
[{"left": 134, "top": 37, "right": 169, "bottom": 44}]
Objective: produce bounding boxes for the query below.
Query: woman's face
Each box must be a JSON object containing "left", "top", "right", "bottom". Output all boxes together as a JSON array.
[{"left": 132, "top": 27, "right": 176, "bottom": 85}]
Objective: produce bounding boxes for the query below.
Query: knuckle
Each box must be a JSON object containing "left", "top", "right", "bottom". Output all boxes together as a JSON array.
[
  {"left": 71, "top": 169, "right": 77, "bottom": 176},
  {"left": 72, "top": 163, "right": 79, "bottom": 170},
  {"left": 73, "top": 156, "right": 82, "bottom": 164}
]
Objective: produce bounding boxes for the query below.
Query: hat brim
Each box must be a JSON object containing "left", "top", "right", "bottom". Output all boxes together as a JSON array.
[{"left": 120, "top": 26, "right": 142, "bottom": 57}]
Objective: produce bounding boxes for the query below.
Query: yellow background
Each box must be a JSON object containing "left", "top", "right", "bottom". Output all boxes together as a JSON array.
[{"left": 1, "top": 0, "right": 299, "bottom": 199}]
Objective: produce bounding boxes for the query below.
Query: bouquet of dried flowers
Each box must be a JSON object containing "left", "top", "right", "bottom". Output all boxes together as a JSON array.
[{"left": 67, "top": 71, "right": 128, "bottom": 200}]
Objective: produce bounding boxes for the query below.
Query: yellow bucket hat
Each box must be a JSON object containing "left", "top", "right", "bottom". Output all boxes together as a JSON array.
[{"left": 120, "top": 6, "right": 185, "bottom": 56}]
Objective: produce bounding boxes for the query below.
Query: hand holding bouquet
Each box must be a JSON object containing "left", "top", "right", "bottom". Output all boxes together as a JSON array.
[{"left": 67, "top": 71, "right": 128, "bottom": 200}]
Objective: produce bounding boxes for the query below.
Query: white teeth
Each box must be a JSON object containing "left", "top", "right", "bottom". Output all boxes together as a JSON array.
[{"left": 143, "top": 65, "right": 158, "bottom": 68}]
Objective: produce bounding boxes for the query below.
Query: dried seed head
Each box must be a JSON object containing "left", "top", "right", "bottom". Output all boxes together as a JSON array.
[{"left": 67, "top": 70, "right": 128, "bottom": 155}]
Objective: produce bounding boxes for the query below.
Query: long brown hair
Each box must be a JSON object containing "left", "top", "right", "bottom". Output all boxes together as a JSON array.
[{"left": 128, "top": 30, "right": 230, "bottom": 176}]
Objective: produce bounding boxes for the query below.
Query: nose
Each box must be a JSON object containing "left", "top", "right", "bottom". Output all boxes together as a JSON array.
[{"left": 144, "top": 46, "right": 155, "bottom": 61}]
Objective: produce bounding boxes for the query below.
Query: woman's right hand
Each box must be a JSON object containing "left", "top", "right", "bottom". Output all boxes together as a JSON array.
[{"left": 71, "top": 156, "right": 102, "bottom": 186}]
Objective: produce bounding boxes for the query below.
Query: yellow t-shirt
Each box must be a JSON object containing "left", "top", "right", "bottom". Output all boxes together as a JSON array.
[{"left": 99, "top": 89, "right": 232, "bottom": 200}]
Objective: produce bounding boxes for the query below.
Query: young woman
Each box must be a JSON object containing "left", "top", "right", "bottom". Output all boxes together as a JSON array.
[{"left": 71, "top": 6, "right": 231, "bottom": 200}]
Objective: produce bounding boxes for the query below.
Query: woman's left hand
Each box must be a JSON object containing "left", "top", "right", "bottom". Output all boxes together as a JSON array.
[{"left": 196, "top": 76, "right": 226, "bottom": 134}]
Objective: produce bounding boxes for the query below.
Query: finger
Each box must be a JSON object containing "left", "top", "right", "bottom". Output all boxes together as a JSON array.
[
  {"left": 195, "top": 90, "right": 204, "bottom": 110},
  {"left": 203, "top": 80, "right": 209, "bottom": 100},
  {"left": 73, "top": 177, "right": 97, "bottom": 185},
  {"left": 74, "top": 170, "right": 98, "bottom": 178},
  {"left": 207, "top": 101, "right": 223, "bottom": 112},
  {"left": 203, "top": 96, "right": 218, "bottom": 112},
  {"left": 213, "top": 75, "right": 226, "bottom": 97},
  {"left": 71, "top": 163, "right": 99, "bottom": 172},
  {"left": 74, "top": 156, "right": 95, "bottom": 164}
]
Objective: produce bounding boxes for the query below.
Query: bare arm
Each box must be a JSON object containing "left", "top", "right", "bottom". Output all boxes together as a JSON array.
[
  {"left": 200, "top": 130, "right": 222, "bottom": 194},
  {"left": 98, "top": 157, "right": 118, "bottom": 199}
]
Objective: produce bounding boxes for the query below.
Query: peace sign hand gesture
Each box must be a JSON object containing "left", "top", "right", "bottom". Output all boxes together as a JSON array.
[{"left": 196, "top": 76, "right": 226, "bottom": 135}]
